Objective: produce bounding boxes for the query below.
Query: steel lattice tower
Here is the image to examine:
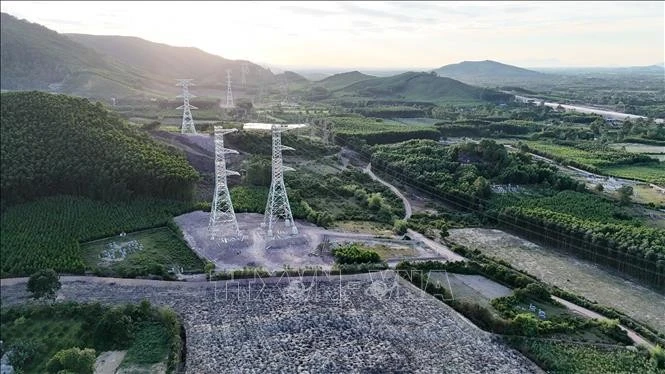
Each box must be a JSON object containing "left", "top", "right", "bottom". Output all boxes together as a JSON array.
[
  {"left": 225, "top": 69, "right": 234, "bottom": 108},
  {"left": 176, "top": 79, "right": 197, "bottom": 134},
  {"left": 209, "top": 126, "right": 240, "bottom": 240},
  {"left": 263, "top": 124, "right": 298, "bottom": 238}
]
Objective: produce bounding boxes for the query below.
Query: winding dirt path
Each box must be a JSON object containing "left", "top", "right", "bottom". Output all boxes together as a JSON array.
[{"left": 364, "top": 163, "right": 465, "bottom": 262}]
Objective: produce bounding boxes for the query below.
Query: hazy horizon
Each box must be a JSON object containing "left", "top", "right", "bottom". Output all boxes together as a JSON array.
[{"left": 1, "top": 1, "right": 663, "bottom": 70}]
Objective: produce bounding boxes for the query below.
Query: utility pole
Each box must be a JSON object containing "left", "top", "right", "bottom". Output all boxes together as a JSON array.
[{"left": 176, "top": 79, "right": 197, "bottom": 134}]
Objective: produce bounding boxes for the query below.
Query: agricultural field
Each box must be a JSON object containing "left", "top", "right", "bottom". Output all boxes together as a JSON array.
[
  {"left": 523, "top": 140, "right": 665, "bottom": 184},
  {"left": 81, "top": 227, "right": 205, "bottom": 278},
  {"left": 601, "top": 164, "right": 665, "bottom": 186},
  {"left": 328, "top": 115, "right": 440, "bottom": 144},
  {"left": 447, "top": 228, "right": 665, "bottom": 333},
  {"left": 610, "top": 143, "right": 665, "bottom": 155},
  {"left": 0, "top": 196, "right": 196, "bottom": 277}
]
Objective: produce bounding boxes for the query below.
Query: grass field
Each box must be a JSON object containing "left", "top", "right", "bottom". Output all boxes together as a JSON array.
[
  {"left": 525, "top": 141, "right": 665, "bottom": 184},
  {"left": 447, "top": 228, "right": 665, "bottom": 333},
  {"left": 600, "top": 164, "right": 665, "bottom": 185},
  {"left": 81, "top": 227, "right": 205, "bottom": 277},
  {"left": 610, "top": 143, "right": 665, "bottom": 154},
  {"left": 363, "top": 243, "right": 417, "bottom": 260},
  {"left": 427, "top": 272, "right": 511, "bottom": 314}
]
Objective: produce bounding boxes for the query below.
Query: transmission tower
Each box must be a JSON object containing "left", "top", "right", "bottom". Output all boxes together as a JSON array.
[
  {"left": 241, "top": 63, "right": 249, "bottom": 87},
  {"left": 209, "top": 126, "right": 241, "bottom": 240},
  {"left": 176, "top": 79, "right": 197, "bottom": 134},
  {"left": 264, "top": 124, "right": 297, "bottom": 237},
  {"left": 225, "top": 69, "right": 234, "bottom": 108},
  {"left": 280, "top": 76, "right": 289, "bottom": 105},
  {"left": 243, "top": 123, "right": 306, "bottom": 238}
]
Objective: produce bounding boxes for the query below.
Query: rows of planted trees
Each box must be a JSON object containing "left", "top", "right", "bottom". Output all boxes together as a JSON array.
[
  {"left": 327, "top": 114, "right": 440, "bottom": 145},
  {"left": 0, "top": 196, "right": 194, "bottom": 276},
  {"left": 368, "top": 139, "right": 665, "bottom": 289},
  {"left": 0, "top": 92, "right": 199, "bottom": 206}
]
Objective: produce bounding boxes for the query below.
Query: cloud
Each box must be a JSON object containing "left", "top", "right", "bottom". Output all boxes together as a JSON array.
[
  {"left": 338, "top": 3, "right": 415, "bottom": 23},
  {"left": 280, "top": 5, "right": 339, "bottom": 17}
]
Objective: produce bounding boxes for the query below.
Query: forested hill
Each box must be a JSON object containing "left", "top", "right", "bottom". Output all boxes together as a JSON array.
[
  {"left": 67, "top": 33, "right": 277, "bottom": 90},
  {"left": 316, "top": 71, "right": 376, "bottom": 90},
  {"left": 1, "top": 13, "right": 277, "bottom": 98},
  {"left": 338, "top": 72, "right": 512, "bottom": 104},
  {"left": 0, "top": 13, "right": 155, "bottom": 98},
  {"left": 0, "top": 92, "right": 199, "bottom": 206},
  {"left": 434, "top": 60, "right": 546, "bottom": 86}
]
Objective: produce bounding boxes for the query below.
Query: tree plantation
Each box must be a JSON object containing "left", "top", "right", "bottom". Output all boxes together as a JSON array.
[{"left": 0, "top": 92, "right": 199, "bottom": 206}]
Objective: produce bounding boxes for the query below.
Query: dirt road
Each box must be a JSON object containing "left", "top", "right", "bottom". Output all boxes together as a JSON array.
[{"left": 361, "top": 163, "right": 655, "bottom": 348}]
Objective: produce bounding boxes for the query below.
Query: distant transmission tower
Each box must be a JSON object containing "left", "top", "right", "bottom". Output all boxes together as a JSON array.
[
  {"left": 280, "top": 76, "right": 289, "bottom": 105},
  {"left": 209, "top": 126, "right": 240, "bottom": 240},
  {"left": 241, "top": 63, "right": 249, "bottom": 87},
  {"left": 176, "top": 79, "right": 197, "bottom": 134},
  {"left": 225, "top": 69, "right": 234, "bottom": 108}
]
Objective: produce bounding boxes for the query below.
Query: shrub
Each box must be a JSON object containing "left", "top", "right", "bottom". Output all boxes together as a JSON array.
[
  {"left": 46, "top": 347, "right": 96, "bottom": 374},
  {"left": 94, "top": 308, "right": 135, "bottom": 350},
  {"left": 513, "top": 313, "right": 540, "bottom": 337},
  {"left": 27, "top": 269, "right": 61, "bottom": 300},
  {"left": 393, "top": 219, "right": 408, "bottom": 235},
  {"left": 651, "top": 345, "right": 665, "bottom": 369},
  {"left": 514, "top": 283, "right": 551, "bottom": 301},
  {"left": 332, "top": 244, "right": 381, "bottom": 264},
  {"left": 7, "top": 340, "right": 42, "bottom": 370}
]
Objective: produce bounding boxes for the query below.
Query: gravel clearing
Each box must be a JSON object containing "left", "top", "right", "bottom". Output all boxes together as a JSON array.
[{"left": 1, "top": 274, "right": 541, "bottom": 374}]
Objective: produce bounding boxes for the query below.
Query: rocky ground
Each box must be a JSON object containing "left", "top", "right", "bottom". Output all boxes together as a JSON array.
[{"left": 1, "top": 274, "right": 541, "bottom": 374}]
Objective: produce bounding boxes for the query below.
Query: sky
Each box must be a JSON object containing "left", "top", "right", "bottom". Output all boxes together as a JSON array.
[{"left": 2, "top": 1, "right": 664, "bottom": 69}]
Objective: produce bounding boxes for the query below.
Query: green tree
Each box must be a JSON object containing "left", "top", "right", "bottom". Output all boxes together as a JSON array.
[
  {"left": 513, "top": 313, "right": 539, "bottom": 336},
  {"left": 393, "top": 219, "right": 408, "bottom": 235},
  {"left": 651, "top": 345, "right": 665, "bottom": 369},
  {"left": 617, "top": 185, "right": 633, "bottom": 206},
  {"left": 94, "top": 308, "right": 134, "bottom": 350},
  {"left": 27, "top": 269, "right": 61, "bottom": 300},
  {"left": 204, "top": 261, "right": 215, "bottom": 280},
  {"left": 472, "top": 176, "right": 491, "bottom": 198},
  {"left": 245, "top": 156, "right": 271, "bottom": 186},
  {"left": 367, "top": 193, "right": 384, "bottom": 211},
  {"left": 46, "top": 347, "right": 96, "bottom": 374}
]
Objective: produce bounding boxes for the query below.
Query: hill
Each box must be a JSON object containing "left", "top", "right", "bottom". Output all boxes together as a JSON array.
[
  {"left": 0, "top": 91, "right": 199, "bottom": 206},
  {"left": 316, "top": 71, "right": 376, "bottom": 91},
  {"left": 0, "top": 13, "right": 155, "bottom": 98},
  {"left": 338, "top": 72, "right": 512, "bottom": 104},
  {"left": 434, "top": 60, "right": 546, "bottom": 86},
  {"left": 67, "top": 33, "right": 276, "bottom": 93}
]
